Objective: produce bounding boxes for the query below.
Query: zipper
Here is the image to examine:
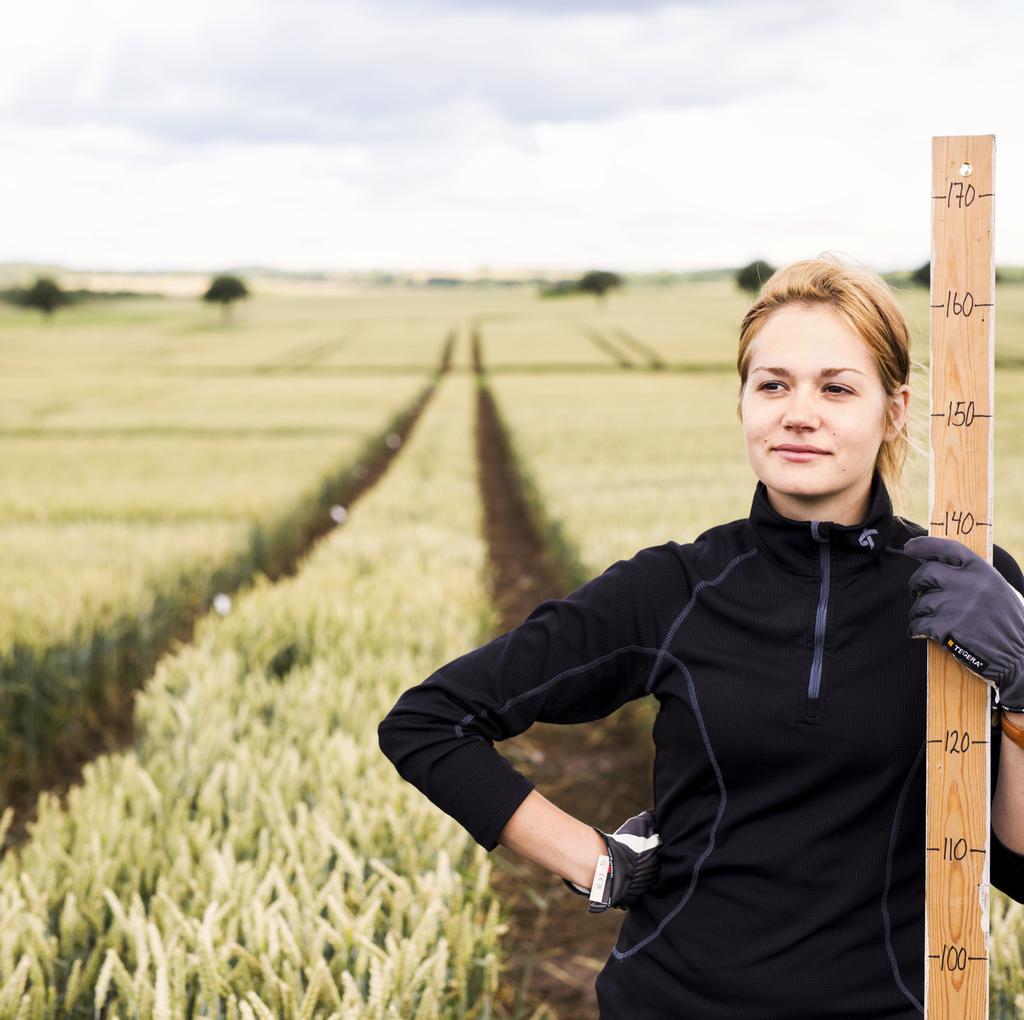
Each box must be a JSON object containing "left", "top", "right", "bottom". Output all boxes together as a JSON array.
[{"left": 808, "top": 521, "right": 831, "bottom": 699}]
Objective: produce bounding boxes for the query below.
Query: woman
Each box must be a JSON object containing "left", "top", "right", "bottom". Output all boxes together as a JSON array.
[{"left": 378, "top": 256, "right": 1024, "bottom": 1018}]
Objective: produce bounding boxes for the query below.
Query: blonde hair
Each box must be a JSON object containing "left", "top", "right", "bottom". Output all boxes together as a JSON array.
[{"left": 736, "top": 254, "right": 918, "bottom": 515}]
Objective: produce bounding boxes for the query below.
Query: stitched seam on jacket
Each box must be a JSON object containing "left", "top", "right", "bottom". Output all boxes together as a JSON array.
[
  {"left": 453, "top": 548, "right": 760, "bottom": 737},
  {"left": 612, "top": 652, "right": 727, "bottom": 960},
  {"left": 881, "top": 738, "right": 926, "bottom": 1015},
  {"left": 644, "top": 548, "right": 759, "bottom": 695},
  {"left": 453, "top": 645, "right": 662, "bottom": 737}
]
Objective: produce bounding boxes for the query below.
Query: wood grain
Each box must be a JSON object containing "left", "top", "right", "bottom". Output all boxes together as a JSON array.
[{"left": 924, "top": 134, "right": 995, "bottom": 1018}]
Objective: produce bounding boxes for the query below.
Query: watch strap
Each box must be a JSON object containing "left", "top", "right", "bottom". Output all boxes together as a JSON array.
[{"left": 1001, "top": 708, "right": 1024, "bottom": 750}]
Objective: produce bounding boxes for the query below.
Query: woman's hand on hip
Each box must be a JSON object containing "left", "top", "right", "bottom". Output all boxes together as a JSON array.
[{"left": 563, "top": 809, "right": 662, "bottom": 913}]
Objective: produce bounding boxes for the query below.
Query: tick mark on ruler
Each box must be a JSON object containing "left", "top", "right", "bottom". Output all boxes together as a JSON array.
[
  {"left": 926, "top": 837, "right": 985, "bottom": 861},
  {"left": 937, "top": 729, "right": 990, "bottom": 753},
  {"left": 929, "top": 291, "right": 993, "bottom": 317},
  {"left": 933, "top": 181, "right": 993, "bottom": 207},
  {"left": 930, "top": 401, "right": 992, "bottom": 427},
  {"left": 930, "top": 511, "right": 991, "bottom": 536}
]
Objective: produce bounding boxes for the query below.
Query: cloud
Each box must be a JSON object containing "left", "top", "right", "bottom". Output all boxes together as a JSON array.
[
  {"left": 433, "top": 0, "right": 698, "bottom": 10},
  {"left": 0, "top": 0, "right": 1022, "bottom": 270},
  {"left": 1, "top": 0, "right": 827, "bottom": 148}
]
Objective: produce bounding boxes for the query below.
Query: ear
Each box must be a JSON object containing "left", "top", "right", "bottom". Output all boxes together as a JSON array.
[{"left": 883, "top": 385, "right": 911, "bottom": 441}]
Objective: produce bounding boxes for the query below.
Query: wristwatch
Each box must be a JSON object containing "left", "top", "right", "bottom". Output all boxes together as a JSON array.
[
  {"left": 584, "top": 845, "right": 615, "bottom": 913},
  {"left": 1001, "top": 708, "right": 1024, "bottom": 751},
  {"left": 562, "top": 841, "right": 614, "bottom": 912}
]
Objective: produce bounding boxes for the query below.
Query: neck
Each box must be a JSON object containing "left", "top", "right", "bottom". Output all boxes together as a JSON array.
[{"left": 764, "top": 479, "right": 872, "bottom": 526}]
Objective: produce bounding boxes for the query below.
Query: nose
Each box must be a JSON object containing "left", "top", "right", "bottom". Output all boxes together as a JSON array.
[{"left": 781, "top": 387, "right": 821, "bottom": 432}]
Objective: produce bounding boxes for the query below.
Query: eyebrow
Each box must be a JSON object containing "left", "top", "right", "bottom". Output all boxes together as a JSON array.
[{"left": 749, "top": 366, "right": 866, "bottom": 378}]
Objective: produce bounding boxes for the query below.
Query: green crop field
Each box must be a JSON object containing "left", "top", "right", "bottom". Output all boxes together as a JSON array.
[
  {"left": 1, "top": 280, "right": 1022, "bottom": 1017},
  {"left": 0, "top": 294, "right": 443, "bottom": 802},
  {"left": 0, "top": 371, "right": 503, "bottom": 1018}
]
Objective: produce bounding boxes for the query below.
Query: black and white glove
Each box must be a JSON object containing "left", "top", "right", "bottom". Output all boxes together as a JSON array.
[
  {"left": 563, "top": 809, "right": 661, "bottom": 913},
  {"left": 898, "top": 535, "right": 1024, "bottom": 712}
]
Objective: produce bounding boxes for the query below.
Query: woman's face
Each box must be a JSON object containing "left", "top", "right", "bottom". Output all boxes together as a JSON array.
[{"left": 738, "top": 303, "right": 910, "bottom": 525}]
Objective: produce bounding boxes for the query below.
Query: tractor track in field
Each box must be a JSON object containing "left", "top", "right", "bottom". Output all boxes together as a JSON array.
[
  {"left": 578, "top": 325, "right": 634, "bottom": 370},
  {"left": 607, "top": 326, "right": 667, "bottom": 371},
  {"left": 475, "top": 331, "right": 655, "bottom": 1020},
  {"left": 4, "top": 330, "right": 456, "bottom": 849}
]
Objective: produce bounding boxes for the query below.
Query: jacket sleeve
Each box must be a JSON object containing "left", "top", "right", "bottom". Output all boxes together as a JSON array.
[
  {"left": 990, "top": 542, "right": 1024, "bottom": 904},
  {"left": 377, "top": 543, "right": 679, "bottom": 851}
]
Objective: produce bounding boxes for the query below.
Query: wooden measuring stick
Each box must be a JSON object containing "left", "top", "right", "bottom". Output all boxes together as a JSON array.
[{"left": 923, "top": 134, "right": 995, "bottom": 1018}]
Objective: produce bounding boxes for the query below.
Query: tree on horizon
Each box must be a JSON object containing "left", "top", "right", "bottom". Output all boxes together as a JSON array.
[
  {"left": 736, "top": 260, "right": 775, "bottom": 294},
  {"left": 202, "top": 274, "right": 249, "bottom": 323},
  {"left": 19, "top": 277, "right": 70, "bottom": 318},
  {"left": 577, "top": 270, "right": 623, "bottom": 306}
]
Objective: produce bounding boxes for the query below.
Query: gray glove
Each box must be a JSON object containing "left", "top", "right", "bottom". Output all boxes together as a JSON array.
[
  {"left": 898, "top": 535, "right": 1024, "bottom": 712},
  {"left": 563, "top": 809, "right": 661, "bottom": 913}
]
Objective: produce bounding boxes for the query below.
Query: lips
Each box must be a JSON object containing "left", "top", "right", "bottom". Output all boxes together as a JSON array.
[{"left": 773, "top": 445, "right": 831, "bottom": 463}]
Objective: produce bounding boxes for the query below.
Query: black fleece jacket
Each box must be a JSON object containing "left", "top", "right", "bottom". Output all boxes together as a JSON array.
[{"left": 378, "top": 471, "right": 1024, "bottom": 1018}]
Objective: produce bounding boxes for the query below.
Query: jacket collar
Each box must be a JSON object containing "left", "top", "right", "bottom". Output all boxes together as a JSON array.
[{"left": 745, "top": 469, "right": 895, "bottom": 577}]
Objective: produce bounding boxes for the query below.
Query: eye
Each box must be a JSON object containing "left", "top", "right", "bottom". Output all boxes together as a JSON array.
[{"left": 756, "top": 381, "right": 853, "bottom": 394}]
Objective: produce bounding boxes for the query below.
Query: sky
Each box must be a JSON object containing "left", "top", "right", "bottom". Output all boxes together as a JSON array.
[{"left": 1, "top": 0, "right": 1022, "bottom": 274}]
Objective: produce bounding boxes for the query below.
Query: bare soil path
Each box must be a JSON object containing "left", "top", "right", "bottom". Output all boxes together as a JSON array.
[{"left": 476, "top": 375, "right": 655, "bottom": 1020}]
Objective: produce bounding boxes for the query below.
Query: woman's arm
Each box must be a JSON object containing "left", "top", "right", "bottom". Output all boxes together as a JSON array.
[
  {"left": 498, "top": 788, "right": 607, "bottom": 889},
  {"left": 379, "top": 543, "right": 681, "bottom": 852},
  {"left": 993, "top": 718, "right": 1024, "bottom": 853}
]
